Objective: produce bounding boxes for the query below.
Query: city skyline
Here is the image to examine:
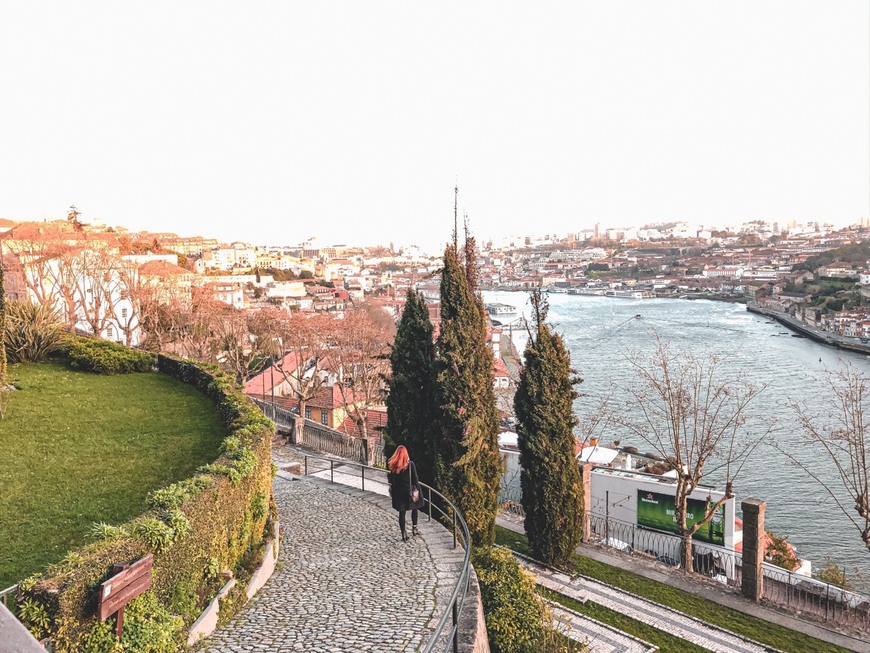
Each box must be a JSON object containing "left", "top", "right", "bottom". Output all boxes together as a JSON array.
[{"left": 2, "top": 2, "right": 868, "bottom": 254}]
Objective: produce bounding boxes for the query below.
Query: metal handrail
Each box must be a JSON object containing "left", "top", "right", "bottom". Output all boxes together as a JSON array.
[
  {"left": 299, "top": 454, "right": 472, "bottom": 653},
  {"left": 0, "top": 584, "right": 18, "bottom": 611}
]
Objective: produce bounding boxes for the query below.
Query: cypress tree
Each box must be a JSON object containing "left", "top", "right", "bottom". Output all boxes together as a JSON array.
[
  {"left": 436, "top": 245, "right": 502, "bottom": 546},
  {"left": 385, "top": 288, "right": 437, "bottom": 486},
  {"left": 514, "top": 289, "right": 584, "bottom": 566}
]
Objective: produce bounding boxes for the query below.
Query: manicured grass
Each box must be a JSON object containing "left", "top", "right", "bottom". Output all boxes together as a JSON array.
[
  {"left": 495, "top": 525, "right": 853, "bottom": 653},
  {"left": 0, "top": 362, "right": 225, "bottom": 587}
]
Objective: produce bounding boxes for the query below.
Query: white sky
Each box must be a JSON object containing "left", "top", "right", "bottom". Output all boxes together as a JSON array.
[{"left": 1, "top": 2, "right": 868, "bottom": 254}]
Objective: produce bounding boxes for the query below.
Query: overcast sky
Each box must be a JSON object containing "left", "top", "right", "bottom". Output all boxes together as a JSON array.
[{"left": 2, "top": 2, "right": 868, "bottom": 254}]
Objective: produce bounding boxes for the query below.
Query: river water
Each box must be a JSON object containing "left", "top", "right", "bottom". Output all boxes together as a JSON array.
[{"left": 484, "top": 290, "right": 870, "bottom": 578}]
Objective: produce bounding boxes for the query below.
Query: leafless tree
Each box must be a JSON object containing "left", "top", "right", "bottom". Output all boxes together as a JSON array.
[
  {"left": 614, "top": 335, "right": 769, "bottom": 572},
  {"left": 780, "top": 363, "right": 870, "bottom": 555},
  {"left": 136, "top": 271, "right": 192, "bottom": 353},
  {"left": 273, "top": 311, "right": 338, "bottom": 416},
  {"left": 214, "top": 307, "right": 283, "bottom": 383},
  {"left": 110, "top": 258, "right": 142, "bottom": 347},
  {"left": 174, "top": 286, "right": 227, "bottom": 363},
  {"left": 332, "top": 304, "right": 394, "bottom": 440},
  {"left": 70, "top": 247, "right": 118, "bottom": 339}
]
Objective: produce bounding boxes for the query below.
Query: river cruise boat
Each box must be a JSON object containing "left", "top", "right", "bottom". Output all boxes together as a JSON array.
[{"left": 485, "top": 302, "right": 517, "bottom": 316}]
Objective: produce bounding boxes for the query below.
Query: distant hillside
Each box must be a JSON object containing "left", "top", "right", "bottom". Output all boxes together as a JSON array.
[{"left": 792, "top": 241, "right": 870, "bottom": 272}]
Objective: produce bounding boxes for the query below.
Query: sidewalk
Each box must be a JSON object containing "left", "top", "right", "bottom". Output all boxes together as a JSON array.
[
  {"left": 515, "top": 551, "right": 776, "bottom": 653},
  {"left": 198, "top": 473, "right": 464, "bottom": 652}
]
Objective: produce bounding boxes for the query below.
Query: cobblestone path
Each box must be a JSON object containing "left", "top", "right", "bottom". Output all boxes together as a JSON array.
[
  {"left": 515, "top": 552, "right": 779, "bottom": 653},
  {"left": 199, "top": 474, "right": 461, "bottom": 652}
]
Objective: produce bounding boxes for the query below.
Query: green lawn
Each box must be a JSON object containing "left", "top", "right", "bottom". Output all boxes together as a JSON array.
[
  {"left": 0, "top": 362, "right": 225, "bottom": 588},
  {"left": 495, "top": 526, "right": 853, "bottom": 653}
]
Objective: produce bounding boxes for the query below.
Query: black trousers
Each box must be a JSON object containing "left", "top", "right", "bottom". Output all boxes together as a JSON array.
[{"left": 398, "top": 509, "right": 418, "bottom": 532}]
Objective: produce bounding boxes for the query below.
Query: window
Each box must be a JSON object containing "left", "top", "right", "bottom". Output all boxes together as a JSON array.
[
  {"left": 305, "top": 407, "right": 312, "bottom": 419},
  {"left": 122, "top": 307, "right": 128, "bottom": 320},
  {"left": 106, "top": 325, "right": 114, "bottom": 339},
  {"left": 320, "top": 410, "right": 328, "bottom": 425}
]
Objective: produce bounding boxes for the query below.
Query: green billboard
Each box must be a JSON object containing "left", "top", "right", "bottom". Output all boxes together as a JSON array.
[{"left": 636, "top": 490, "right": 725, "bottom": 545}]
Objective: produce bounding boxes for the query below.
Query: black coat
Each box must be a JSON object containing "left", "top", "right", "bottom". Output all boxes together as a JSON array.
[{"left": 388, "top": 461, "right": 425, "bottom": 511}]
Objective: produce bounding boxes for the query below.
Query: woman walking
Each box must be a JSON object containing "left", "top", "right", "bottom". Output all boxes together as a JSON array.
[{"left": 387, "top": 445, "right": 424, "bottom": 542}]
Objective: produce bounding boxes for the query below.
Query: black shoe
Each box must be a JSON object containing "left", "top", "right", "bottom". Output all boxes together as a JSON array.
[
  {"left": 401, "top": 532, "right": 409, "bottom": 542},
  {"left": 412, "top": 526, "right": 420, "bottom": 536}
]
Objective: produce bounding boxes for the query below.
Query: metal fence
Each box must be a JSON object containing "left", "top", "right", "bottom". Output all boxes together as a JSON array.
[
  {"left": 252, "top": 398, "right": 385, "bottom": 468},
  {"left": 299, "top": 454, "right": 472, "bottom": 653},
  {"left": 763, "top": 564, "right": 870, "bottom": 633},
  {"left": 1, "top": 584, "right": 17, "bottom": 612},
  {"left": 583, "top": 512, "right": 870, "bottom": 634},
  {"left": 586, "top": 514, "right": 743, "bottom": 587}
]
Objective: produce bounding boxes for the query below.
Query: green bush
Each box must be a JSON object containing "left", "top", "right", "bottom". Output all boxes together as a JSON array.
[
  {"left": 4, "top": 300, "right": 65, "bottom": 363},
  {"left": 60, "top": 336, "right": 156, "bottom": 374},
  {"left": 473, "top": 546, "right": 548, "bottom": 653},
  {"left": 18, "top": 353, "right": 275, "bottom": 652},
  {"left": 80, "top": 591, "right": 184, "bottom": 653}
]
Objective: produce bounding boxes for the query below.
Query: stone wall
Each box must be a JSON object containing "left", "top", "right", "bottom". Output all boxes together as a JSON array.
[{"left": 457, "top": 566, "right": 490, "bottom": 653}]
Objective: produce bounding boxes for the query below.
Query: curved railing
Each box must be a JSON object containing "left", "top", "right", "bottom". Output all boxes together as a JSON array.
[{"left": 298, "top": 454, "right": 472, "bottom": 653}]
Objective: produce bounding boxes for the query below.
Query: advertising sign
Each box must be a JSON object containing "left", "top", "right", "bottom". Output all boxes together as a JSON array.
[{"left": 636, "top": 490, "right": 725, "bottom": 545}]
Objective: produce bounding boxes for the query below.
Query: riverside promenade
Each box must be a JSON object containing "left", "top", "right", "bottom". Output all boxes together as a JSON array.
[{"left": 198, "top": 461, "right": 466, "bottom": 652}]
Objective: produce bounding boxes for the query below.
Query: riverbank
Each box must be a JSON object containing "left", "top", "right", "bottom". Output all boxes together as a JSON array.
[{"left": 746, "top": 303, "right": 870, "bottom": 355}]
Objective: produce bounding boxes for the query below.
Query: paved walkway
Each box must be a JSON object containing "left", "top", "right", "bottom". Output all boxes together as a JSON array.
[
  {"left": 199, "top": 472, "right": 464, "bottom": 652},
  {"left": 514, "top": 552, "right": 779, "bottom": 653},
  {"left": 547, "top": 602, "right": 656, "bottom": 653}
]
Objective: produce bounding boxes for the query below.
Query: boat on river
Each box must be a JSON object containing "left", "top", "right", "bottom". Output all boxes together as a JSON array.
[{"left": 485, "top": 302, "right": 517, "bottom": 316}]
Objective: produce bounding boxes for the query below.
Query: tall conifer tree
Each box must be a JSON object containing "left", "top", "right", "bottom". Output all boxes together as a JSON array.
[
  {"left": 385, "top": 288, "right": 437, "bottom": 486},
  {"left": 436, "top": 245, "right": 502, "bottom": 546},
  {"left": 514, "top": 289, "right": 584, "bottom": 566}
]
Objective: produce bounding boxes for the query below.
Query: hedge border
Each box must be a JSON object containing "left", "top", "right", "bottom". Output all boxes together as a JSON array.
[{"left": 17, "top": 353, "right": 275, "bottom": 653}]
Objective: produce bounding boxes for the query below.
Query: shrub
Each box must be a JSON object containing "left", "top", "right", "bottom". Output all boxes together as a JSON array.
[
  {"left": 765, "top": 531, "right": 800, "bottom": 572},
  {"left": 89, "top": 523, "right": 129, "bottom": 541},
  {"left": 60, "top": 336, "right": 155, "bottom": 374},
  {"left": 473, "top": 546, "right": 548, "bottom": 653},
  {"left": 4, "top": 300, "right": 65, "bottom": 363},
  {"left": 815, "top": 560, "right": 851, "bottom": 589},
  {"left": 80, "top": 591, "right": 184, "bottom": 653}
]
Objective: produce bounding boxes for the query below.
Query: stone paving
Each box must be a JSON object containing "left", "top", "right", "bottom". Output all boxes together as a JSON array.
[
  {"left": 514, "top": 551, "right": 780, "bottom": 653},
  {"left": 547, "top": 602, "right": 656, "bottom": 653},
  {"left": 198, "top": 472, "right": 464, "bottom": 652}
]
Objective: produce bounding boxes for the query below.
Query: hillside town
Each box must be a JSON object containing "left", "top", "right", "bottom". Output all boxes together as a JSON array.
[
  {"left": 5, "top": 212, "right": 870, "bottom": 344},
  {"left": 6, "top": 210, "right": 870, "bottom": 439}
]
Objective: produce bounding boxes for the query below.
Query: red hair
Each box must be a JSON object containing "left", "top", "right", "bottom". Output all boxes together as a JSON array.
[{"left": 388, "top": 445, "right": 409, "bottom": 474}]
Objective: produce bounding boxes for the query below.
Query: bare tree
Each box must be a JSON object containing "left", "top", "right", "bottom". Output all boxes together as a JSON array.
[
  {"left": 110, "top": 258, "right": 143, "bottom": 347},
  {"left": 136, "top": 267, "right": 192, "bottom": 353},
  {"left": 70, "top": 247, "right": 119, "bottom": 339},
  {"left": 273, "top": 311, "right": 338, "bottom": 416},
  {"left": 781, "top": 363, "right": 870, "bottom": 554},
  {"left": 175, "top": 285, "right": 227, "bottom": 363},
  {"left": 614, "top": 336, "right": 768, "bottom": 572},
  {"left": 332, "top": 304, "right": 394, "bottom": 440},
  {"left": 214, "top": 307, "right": 283, "bottom": 383},
  {"left": 2, "top": 239, "right": 57, "bottom": 309}
]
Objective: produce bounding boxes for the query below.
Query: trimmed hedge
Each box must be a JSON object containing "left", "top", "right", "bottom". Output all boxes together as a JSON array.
[
  {"left": 473, "top": 546, "right": 550, "bottom": 653},
  {"left": 60, "top": 336, "right": 156, "bottom": 374},
  {"left": 18, "top": 353, "right": 275, "bottom": 652}
]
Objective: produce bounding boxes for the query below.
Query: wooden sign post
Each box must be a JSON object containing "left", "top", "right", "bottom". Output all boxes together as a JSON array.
[{"left": 98, "top": 554, "right": 154, "bottom": 639}]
